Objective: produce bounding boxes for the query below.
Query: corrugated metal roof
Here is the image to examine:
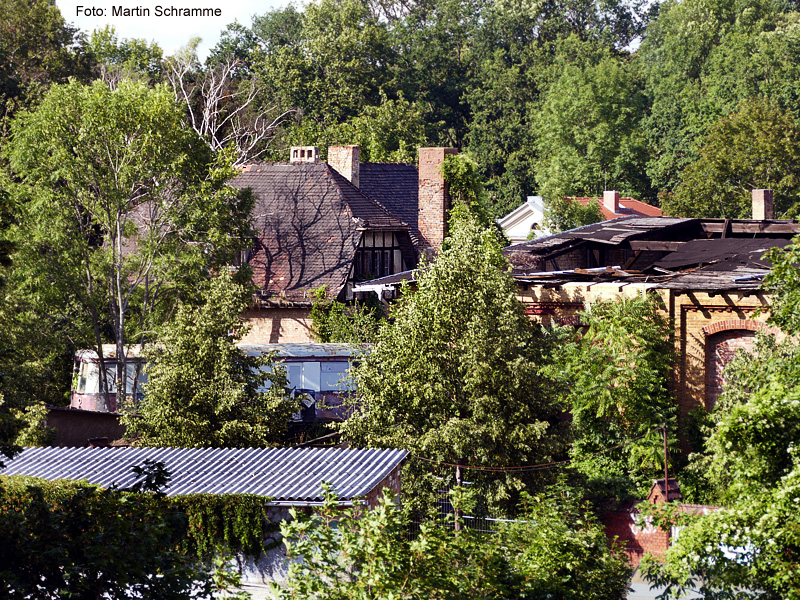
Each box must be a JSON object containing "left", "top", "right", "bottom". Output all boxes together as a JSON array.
[
  {"left": 238, "top": 343, "right": 365, "bottom": 360},
  {"left": 1, "top": 446, "right": 407, "bottom": 502},
  {"left": 77, "top": 343, "right": 366, "bottom": 362}
]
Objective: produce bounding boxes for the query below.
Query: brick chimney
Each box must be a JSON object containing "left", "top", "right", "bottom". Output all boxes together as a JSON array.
[
  {"left": 418, "top": 147, "right": 457, "bottom": 252},
  {"left": 328, "top": 145, "right": 360, "bottom": 188},
  {"left": 290, "top": 146, "right": 320, "bottom": 163},
  {"left": 603, "top": 190, "right": 620, "bottom": 214},
  {"left": 752, "top": 189, "right": 774, "bottom": 220}
]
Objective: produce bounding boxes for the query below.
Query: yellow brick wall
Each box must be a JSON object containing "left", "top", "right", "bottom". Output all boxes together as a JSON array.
[
  {"left": 239, "top": 307, "right": 316, "bottom": 344},
  {"left": 517, "top": 283, "right": 772, "bottom": 418}
]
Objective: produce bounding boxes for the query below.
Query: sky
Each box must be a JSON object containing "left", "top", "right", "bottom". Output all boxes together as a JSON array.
[{"left": 55, "top": 0, "right": 290, "bottom": 60}]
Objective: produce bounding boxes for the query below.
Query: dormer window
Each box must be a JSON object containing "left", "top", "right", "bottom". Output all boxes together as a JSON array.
[{"left": 354, "top": 231, "right": 404, "bottom": 281}]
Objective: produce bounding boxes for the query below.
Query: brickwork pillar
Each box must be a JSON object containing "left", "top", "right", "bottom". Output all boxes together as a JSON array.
[
  {"left": 328, "top": 145, "right": 360, "bottom": 188},
  {"left": 418, "top": 147, "right": 457, "bottom": 252}
]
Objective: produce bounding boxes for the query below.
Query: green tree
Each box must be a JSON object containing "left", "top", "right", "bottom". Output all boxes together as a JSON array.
[
  {"left": 0, "top": 471, "right": 263, "bottom": 599},
  {"left": 277, "top": 92, "right": 431, "bottom": 164},
  {"left": 664, "top": 98, "right": 800, "bottom": 218},
  {"left": 309, "top": 286, "right": 385, "bottom": 344},
  {"left": 257, "top": 0, "right": 395, "bottom": 126},
  {"left": 0, "top": 0, "right": 93, "bottom": 128},
  {"left": 638, "top": 0, "right": 800, "bottom": 193},
  {"left": 534, "top": 52, "right": 650, "bottom": 204},
  {"left": 543, "top": 197, "right": 604, "bottom": 233},
  {"left": 341, "top": 213, "right": 566, "bottom": 514},
  {"left": 5, "top": 79, "right": 253, "bottom": 404},
  {"left": 643, "top": 239, "right": 800, "bottom": 597},
  {"left": 86, "top": 26, "right": 164, "bottom": 85},
  {"left": 125, "top": 271, "right": 296, "bottom": 448},
  {"left": 551, "top": 296, "right": 677, "bottom": 496},
  {"left": 275, "top": 485, "right": 631, "bottom": 600}
]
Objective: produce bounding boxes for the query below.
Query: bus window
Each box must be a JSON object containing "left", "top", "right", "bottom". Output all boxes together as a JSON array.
[{"left": 76, "top": 362, "right": 100, "bottom": 394}]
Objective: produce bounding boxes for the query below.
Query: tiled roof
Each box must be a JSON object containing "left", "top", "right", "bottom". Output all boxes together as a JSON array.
[
  {"left": 1, "top": 446, "right": 407, "bottom": 503},
  {"left": 231, "top": 162, "right": 409, "bottom": 301},
  {"left": 360, "top": 163, "right": 420, "bottom": 244},
  {"left": 569, "top": 197, "right": 663, "bottom": 220}
]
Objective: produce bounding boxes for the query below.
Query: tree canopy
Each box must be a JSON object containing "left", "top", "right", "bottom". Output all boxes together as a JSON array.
[
  {"left": 5, "top": 79, "right": 253, "bottom": 403},
  {"left": 341, "top": 213, "right": 566, "bottom": 513},
  {"left": 551, "top": 296, "right": 677, "bottom": 497},
  {"left": 275, "top": 486, "right": 631, "bottom": 600},
  {"left": 124, "top": 272, "right": 296, "bottom": 448}
]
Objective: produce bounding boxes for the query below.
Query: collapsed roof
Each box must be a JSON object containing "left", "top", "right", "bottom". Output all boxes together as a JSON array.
[{"left": 505, "top": 216, "right": 799, "bottom": 293}]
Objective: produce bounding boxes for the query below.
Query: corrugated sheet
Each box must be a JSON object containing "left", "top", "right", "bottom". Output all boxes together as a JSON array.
[
  {"left": 237, "top": 343, "right": 365, "bottom": 360},
  {"left": 1, "top": 446, "right": 407, "bottom": 502}
]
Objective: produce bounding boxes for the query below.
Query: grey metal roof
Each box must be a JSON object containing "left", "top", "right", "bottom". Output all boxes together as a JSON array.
[
  {"left": 1, "top": 446, "right": 407, "bottom": 502},
  {"left": 506, "top": 216, "right": 696, "bottom": 251},
  {"left": 237, "top": 343, "right": 366, "bottom": 360}
]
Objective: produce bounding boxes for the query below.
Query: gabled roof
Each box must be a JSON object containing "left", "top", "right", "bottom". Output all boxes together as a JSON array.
[
  {"left": 359, "top": 163, "right": 420, "bottom": 244},
  {"left": 232, "top": 162, "right": 410, "bottom": 301},
  {"left": 1, "top": 446, "right": 407, "bottom": 504}
]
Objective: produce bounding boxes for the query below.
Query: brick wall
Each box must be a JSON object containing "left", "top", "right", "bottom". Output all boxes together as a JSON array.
[
  {"left": 601, "top": 503, "right": 718, "bottom": 569},
  {"left": 706, "top": 329, "right": 756, "bottom": 408},
  {"left": 240, "top": 307, "right": 315, "bottom": 344},
  {"left": 363, "top": 464, "right": 403, "bottom": 509},
  {"left": 602, "top": 505, "right": 670, "bottom": 567},
  {"left": 672, "top": 298, "right": 770, "bottom": 416},
  {"left": 418, "top": 148, "right": 457, "bottom": 252},
  {"left": 517, "top": 284, "right": 772, "bottom": 418}
]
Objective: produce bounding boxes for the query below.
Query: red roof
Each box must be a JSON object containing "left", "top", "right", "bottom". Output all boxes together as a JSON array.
[{"left": 568, "top": 197, "right": 663, "bottom": 220}]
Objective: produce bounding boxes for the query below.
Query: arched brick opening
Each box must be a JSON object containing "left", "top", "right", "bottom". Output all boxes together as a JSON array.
[{"left": 703, "top": 320, "right": 769, "bottom": 410}]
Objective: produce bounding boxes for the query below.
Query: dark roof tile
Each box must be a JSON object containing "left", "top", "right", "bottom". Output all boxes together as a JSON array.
[{"left": 232, "top": 162, "right": 409, "bottom": 300}]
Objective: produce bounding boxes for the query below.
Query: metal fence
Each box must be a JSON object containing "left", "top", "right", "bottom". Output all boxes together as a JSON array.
[{"left": 407, "top": 487, "right": 527, "bottom": 537}]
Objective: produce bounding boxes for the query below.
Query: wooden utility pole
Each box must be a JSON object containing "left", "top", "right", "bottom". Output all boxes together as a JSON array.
[{"left": 663, "top": 423, "right": 669, "bottom": 503}]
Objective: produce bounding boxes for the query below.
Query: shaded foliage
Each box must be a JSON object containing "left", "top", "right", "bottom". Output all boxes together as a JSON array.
[
  {"left": 124, "top": 271, "right": 296, "bottom": 448},
  {"left": 341, "top": 213, "right": 567, "bottom": 514},
  {"left": 275, "top": 485, "right": 631, "bottom": 600}
]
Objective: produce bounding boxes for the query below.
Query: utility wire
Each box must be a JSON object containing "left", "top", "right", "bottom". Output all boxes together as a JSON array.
[{"left": 409, "top": 423, "right": 667, "bottom": 473}]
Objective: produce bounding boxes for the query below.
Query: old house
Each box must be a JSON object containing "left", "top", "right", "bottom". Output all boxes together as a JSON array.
[
  {"left": 358, "top": 190, "right": 794, "bottom": 418},
  {"left": 230, "top": 146, "right": 456, "bottom": 344},
  {"left": 505, "top": 189, "right": 795, "bottom": 417},
  {"left": 498, "top": 191, "right": 663, "bottom": 242}
]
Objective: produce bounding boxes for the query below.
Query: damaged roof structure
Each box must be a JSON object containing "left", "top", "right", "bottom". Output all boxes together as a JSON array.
[
  {"left": 505, "top": 214, "right": 795, "bottom": 295},
  {"left": 356, "top": 190, "right": 796, "bottom": 419},
  {"left": 505, "top": 189, "right": 797, "bottom": 417}
]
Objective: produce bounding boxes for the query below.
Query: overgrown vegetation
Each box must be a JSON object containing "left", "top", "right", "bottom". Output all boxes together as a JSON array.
[
  {"left": 124, "top": 271, "right": 296, "bottom": 448},
  {"left": 0, "top": 473, "right": 272, "bottom": 599},
  {"left": 275, "top": 485, "right": 631, "bottom": 600},
  {"left": 309, "top": 286, "right": 386, "bottom": 344},
  {"left": 551, "top": 296, "right": 677, "bottom": 498},
  {"left": 341, "top": 212, "right": 567, "bottom": 515},
  {"left": 641, "top": 237, "right": 800, "bottom": 597}
]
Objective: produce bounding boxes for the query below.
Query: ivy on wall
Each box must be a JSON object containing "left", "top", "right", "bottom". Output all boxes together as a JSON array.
[{"left": 0, "top": 475, "right": 279, "bottom": 598}]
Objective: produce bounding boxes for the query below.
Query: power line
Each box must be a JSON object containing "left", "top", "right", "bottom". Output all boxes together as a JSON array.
[{"left": 409, "top": 424, "right": 666, "bottom": 473}]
